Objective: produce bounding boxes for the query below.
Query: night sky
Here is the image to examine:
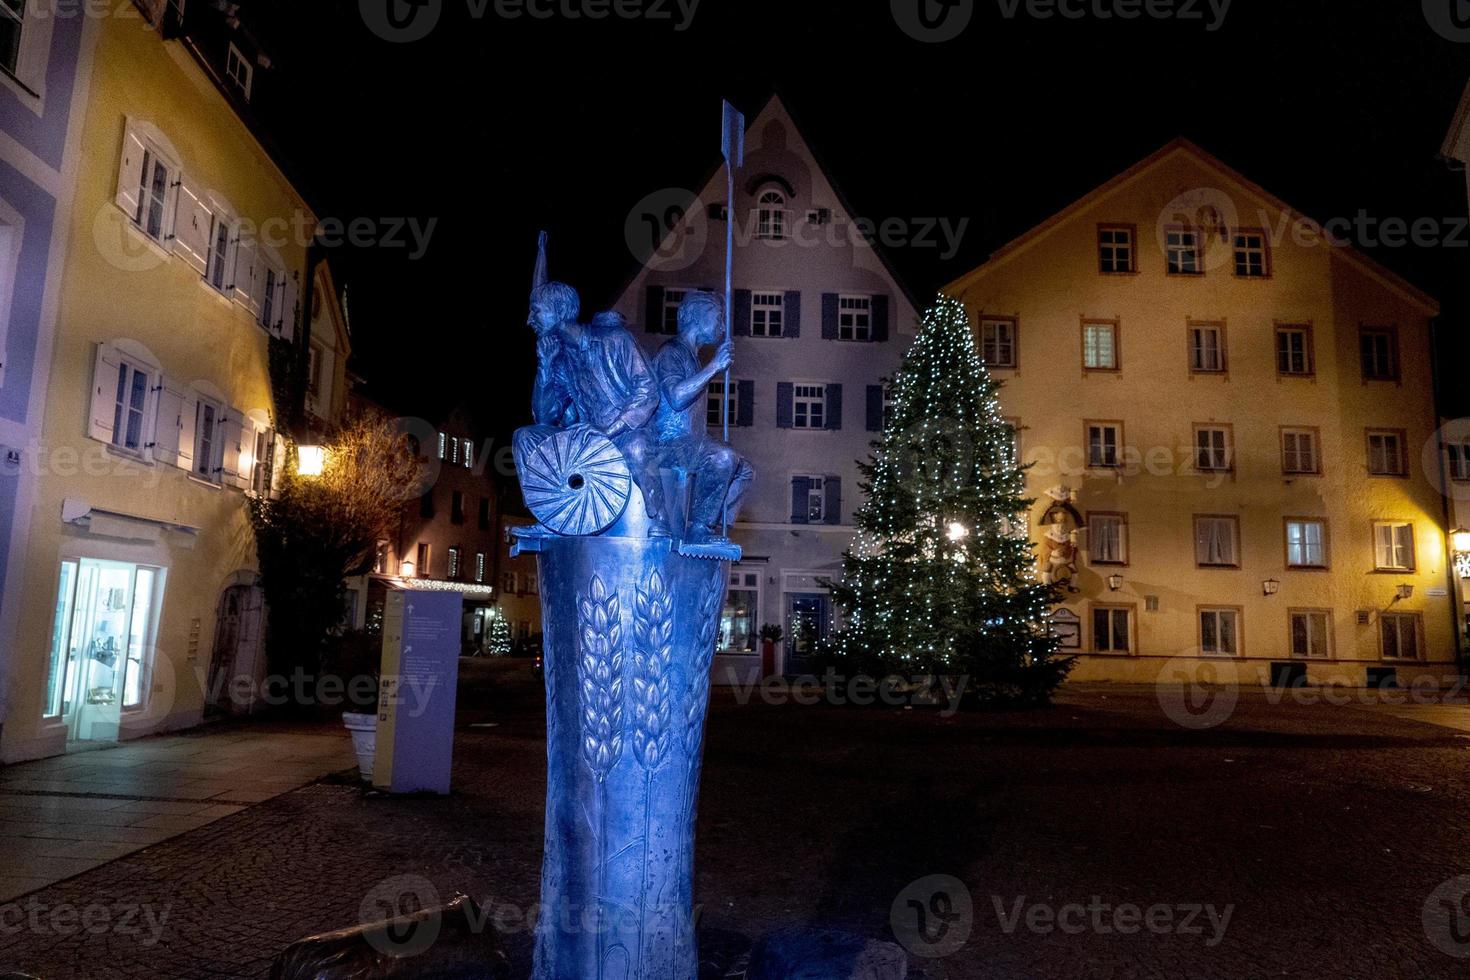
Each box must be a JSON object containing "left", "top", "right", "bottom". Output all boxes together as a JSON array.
[{"left": 247, "top": 0, "right": 1470, "bottom": 439}]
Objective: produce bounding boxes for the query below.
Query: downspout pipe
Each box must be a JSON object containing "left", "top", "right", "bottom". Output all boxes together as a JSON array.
[{"left": 1429, "top": 316, "right": 1464, "bottom": 674}]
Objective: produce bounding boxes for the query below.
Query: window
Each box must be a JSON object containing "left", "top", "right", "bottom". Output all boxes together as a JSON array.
[
  {"left": 112, "top": 360, "right": 152, "bottom": 453},
  {"left": 1373, "top": 521, "right": 1415, "bottom": 571},
  {"left": 980, "top": 318, "right": 1017, "bottom": 369},
  {"left": 661, "top": 287, "right": 688, "bottom": 335},
  {"left": 1381, "top": 613, "right": 1421, "bottom": 660},
  {"left": 1281, "top": 428, "right": 1320, "bottom": 475},
  {"left": 447, "top": 547, "right": 462, "bottom": 580},
  {"left": 478, "top": 497, "right": 492, "bottom": 530},
  {"left": 461, "top": 438, "right": 474, "bottom": 469},
  {"left": 1165, "top": 227, "right": 1202, "bottom": 275},
  {"left": 755, "top": 190, "right": 787, "bottom": 240},
  {"left": 1448, "top": 441, "right": 1470, "bottom": 482},
  {"left": 1188, "top": 322, "right": 1226, "bottom": 373},
  {"left": 720, "top": 569, "right": 761, "bottom": 654},
  {"left": 1098, "top": 225, "right": 1135, "bottom": 273},
  {"left": 451, "top": 490, "right": 465, "bottom": 525},
  {"left": 225, "top": 43, "right": 254, "bottom": 101},
  {"left": 793, "top": 384, "right": 826, "bottom": 430},
  {"left": 1233, "top": 230, "right": 1269, "bottom": 278},
  {"left": 1360, "top": 328, "right": 1399, "bottom": 381},
  {"left": 751, "top": 291, "right": 784, "bottom": 337},
  {"left": 0, "top": 0, "right": 23, "bottom": 75},
  {"left": 43, "top": 559, "right": 164, "bottom": 721},
  {"left": 207, "top": 215, "right": 235, "bottom": 293},
  {"left": 193, "top": 399, "right": 222, "bottom": 481},
  {"left": 449, "top": 435, "right": 460, "bottom": 466},
  {"left": 135, "top": 147, "right": 173, "bottom": 242},
  {"left": 416, "top": 542, "right": 430, "bottom": 578},
  {"left": 436, "top": 431, "right": 447, "bottom": 460},
  {"left": 1366, "top": 430, "right": 1406, "bottom": 476},
  {"left": 800, "top": 474, "right": 826, "bottom": 523},
  {"left": 884, "top": 385, "right": 897, "bottom": 430},
  {"left": 1194, "top": 426, "right": 1232, "bottom": 472},
  {"left": 249, "top": 425, "right": 274, "bottom": 495},
  {"left": 1285, "top": 519, "right": 1327, "bottom": 568},
  {"left": 707, "top": 378, "right": 743, "bottom": 428},
  {"left": 1275, "top": 325, "right": 1313, "bottom": 376},
  {"left": 1086, "top": 421, "right": 1122, "bottom": 468},
  {"left": 838, "top": 295, "right": 872, "bottom": 341},
  {"left": 1092, "top": 606, "right": 1132, "bottom": 653},
  {"left": 526, "top": 574, "right": 539, "bottom": 596},
  {"left": 502, "top": 571, "right": 517, "bottom": 593},
  {"left": 1088, "top": 513, "right": 1127, "bottom": 565},
  {"left": 1199, "top": 608, "right": 1241, "bottom": 656},
  {"left": 1082, "top": 320, "right": 1118, "bottom": 370},
  {"left": 474, "top": 552, "right": 486, "bottom": 584},
  {"left": 1194, "top": 516, "right": 1239, "bottom": 567},
  {"left": 1290, "top": 610, "right": 1331, "bottom": 659}
]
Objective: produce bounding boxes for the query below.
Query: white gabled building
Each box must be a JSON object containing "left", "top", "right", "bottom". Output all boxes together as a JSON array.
[{"left": 612, "top": 95, "right": 920, "bottom": 680}]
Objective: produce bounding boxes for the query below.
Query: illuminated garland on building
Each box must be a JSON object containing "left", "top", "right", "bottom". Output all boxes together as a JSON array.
[{"left": 827, "top": 296, "right": 1068, "bottom": 695}]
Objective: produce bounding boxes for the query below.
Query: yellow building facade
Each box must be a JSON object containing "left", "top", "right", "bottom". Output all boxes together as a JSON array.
[
  {"left": 946, "top": 141, "right": 1458, "bottom": 686},
  {"left": 0, "top": 8, "right": 309, "bottom": 761}
]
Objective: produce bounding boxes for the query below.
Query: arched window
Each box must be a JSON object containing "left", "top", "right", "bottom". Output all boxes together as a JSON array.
[{"left": 755, "top": 189, "right": 787, "bottom": 240}]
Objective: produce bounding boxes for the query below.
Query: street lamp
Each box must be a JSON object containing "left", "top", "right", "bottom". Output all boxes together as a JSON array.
[
  {"left": 297, "top": 445, "right": 326, "bottom": 477},
  {"left": 946, "top": 522, "right": 969, "bottom": 542},
  {"left": 1393, "top": 583, "right": 1414, "bottom": 603},
  {"left": 1107, "top": 573, "right": 1124, "bottom": 592},
  {"left": 1262, "top": 578, "right": 1280, "bottom": 596},
  {"left": 399, "top": 559, "right": 416, "bottom": 579}
]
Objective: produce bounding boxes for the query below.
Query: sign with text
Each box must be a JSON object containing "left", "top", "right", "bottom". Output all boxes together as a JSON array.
[{"left": 374, "top": 589, "right": 461, "bottom": 794}]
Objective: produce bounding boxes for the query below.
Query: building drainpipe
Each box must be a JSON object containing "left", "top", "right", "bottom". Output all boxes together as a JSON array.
[{"left": 1429, "top": 317, "right": 1464, "bottom": 675}]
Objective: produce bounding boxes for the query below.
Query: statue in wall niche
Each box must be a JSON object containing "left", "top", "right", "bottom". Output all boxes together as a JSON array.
[
  {"left": 511, "top": 233, "right": 746, "bottom": 980},
  {"left": 1040, "top": 520, "right": 1080, "bottom": 592},
  {"left": 651, "top": 291, "right": 754, "bottom": 542}
]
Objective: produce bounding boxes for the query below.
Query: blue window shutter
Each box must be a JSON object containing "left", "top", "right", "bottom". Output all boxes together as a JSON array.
[
  {"left": 645, "top": 285, "right": 664, "bottom": 333},
  {"left": 776, "top": 382, "right": 794, "bottom": 428},
  {"left": 784, "top": 290, "right": 801, "bottom": 337},
  {"left": 826, "top": 384, "right": 843, "bottom": 431},
  {"left": 791, "top": 476, "right": 810, "bottom": 524},
  {"left": 872, "top": 295, "right": 890, "bottom": 342},
  {"left": 824, "top": 477, "right": 841, "bottom": 525},
  {"left": 737, "top": 380, "right": 755, "bottom": 427},
  {"left": 866, "top": 385, "right": 884, "bottom": 432},
  {"left": 732, "top": 289, "right": 752, "bottom": 336},
  {"left": 822, "top": 293, "right": 839, "bottom": 340}
]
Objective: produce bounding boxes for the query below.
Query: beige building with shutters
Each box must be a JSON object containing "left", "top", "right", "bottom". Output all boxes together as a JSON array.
[
  {"left": 0, "top": 4, "right": 312, "bottom": 761},
  {"left": 946, "top": 139, "right": 1460, "bottom": 687}
]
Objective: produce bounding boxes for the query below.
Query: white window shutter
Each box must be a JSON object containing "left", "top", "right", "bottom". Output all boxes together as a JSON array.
[
  {"left": 277, "top": 275, "right": 298, "bottom": 339},
  {"left": 176, "top": 388, "right": 199, "bottom": 473},
  {"left": 149, "top": 378, "right": 187, "bottom": 466},
  {"left": 232, "top": 237, "right": 261, "bottom": 314},
  {"left": 88, "top": 343, "right": 122, "bottom": 444},
  {"left": 220, "top": 408, "right": 247, "bottom": 487},
  {"left": 172, "top": 177, "right": 213, "bottom": 274},
  {"left": 114, "top": 124, "right": 147, "bottom": 221}
]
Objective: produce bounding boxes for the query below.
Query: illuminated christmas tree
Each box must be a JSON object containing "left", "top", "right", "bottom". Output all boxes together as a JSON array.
[
  {"left": 487, "top": 610, "right": 512, "bottom": 657},
  {"left": 827, "top": 296, "right": 1071, "bottom": 703}
]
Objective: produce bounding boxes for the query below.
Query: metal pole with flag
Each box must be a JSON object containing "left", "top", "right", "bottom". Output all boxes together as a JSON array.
[{"left": 720, "top": 100, "right": 744, "bottom": 538}]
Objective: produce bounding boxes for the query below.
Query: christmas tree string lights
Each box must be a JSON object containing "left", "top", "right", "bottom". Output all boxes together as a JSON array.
[{"left": 825, "top": 296, "right": 1073, "bottom": 703}]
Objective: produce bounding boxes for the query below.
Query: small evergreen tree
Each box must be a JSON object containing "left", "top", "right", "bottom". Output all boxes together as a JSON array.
[
  {"left": 487, "top": 610, "right": 512, "bottom": 657},
  {"left": 826, "top": 296, "right": 1072, "bottom": 704}
]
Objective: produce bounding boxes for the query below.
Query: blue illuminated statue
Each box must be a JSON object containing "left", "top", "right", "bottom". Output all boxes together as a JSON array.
[{"left": 512, "top": 234, "right": 745, "bottom": 980}]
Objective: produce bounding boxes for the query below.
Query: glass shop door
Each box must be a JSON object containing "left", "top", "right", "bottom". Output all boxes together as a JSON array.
[{"left": 45, "top": 559, "right": 159, "bottom": 744}]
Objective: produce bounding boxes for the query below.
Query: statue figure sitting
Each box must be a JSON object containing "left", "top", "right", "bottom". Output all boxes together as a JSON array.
[
  {"left": 513, "top": 281, "right": 668, "bottom": 533},
  {"left": 651, "top": 291, "right": 753, "bottom": 542}
]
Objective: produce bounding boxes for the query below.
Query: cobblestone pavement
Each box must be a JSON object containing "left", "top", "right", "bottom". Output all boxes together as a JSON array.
[{"left": 4, "top": 666, "right": 1470, "bottom": 978}]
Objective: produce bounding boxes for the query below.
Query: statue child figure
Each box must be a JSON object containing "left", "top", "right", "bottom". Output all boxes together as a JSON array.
[
  {"left": 514, "top": 281, "right": 669, "bottom": 533},
  {"left": 651, "top": 291, "right": 753, "bottom": 542}
]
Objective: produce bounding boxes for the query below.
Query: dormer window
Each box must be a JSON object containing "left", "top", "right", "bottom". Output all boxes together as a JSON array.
[
  {"left": 226, "top": 43, "right": 254, "bottom": 101},
  {"left": 755, "top": 189, "right": 787, "bottom": 240}
]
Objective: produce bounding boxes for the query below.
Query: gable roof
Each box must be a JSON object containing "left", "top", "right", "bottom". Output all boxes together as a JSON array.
[
  {"left": 1442, "top": 78, "right": 1470, "bottom": 165},
  {"left": 944, "top": 138, "right": 1439, "bottom": 316},
  {"left": 611, "top": 92, "right": 922, "bottom": 314}
]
